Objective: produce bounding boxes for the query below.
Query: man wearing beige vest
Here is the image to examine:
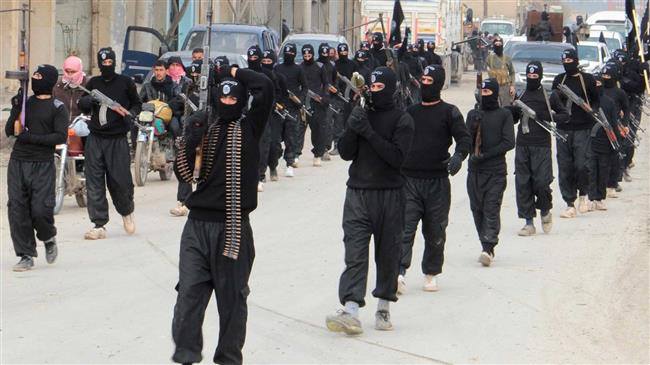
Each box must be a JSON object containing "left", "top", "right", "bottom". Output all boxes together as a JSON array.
[{"left": 486, "top": 37, "right": 516, "bottom": 107}]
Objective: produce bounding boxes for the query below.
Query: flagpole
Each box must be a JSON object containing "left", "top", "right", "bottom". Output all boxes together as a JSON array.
[{"left": 632, "top": 8, "right": 650, "bottom": 94}]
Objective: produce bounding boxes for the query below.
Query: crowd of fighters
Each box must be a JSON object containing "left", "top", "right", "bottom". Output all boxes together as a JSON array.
[{"left": 5, "top": 27, "right": 646, "bottom": 364}]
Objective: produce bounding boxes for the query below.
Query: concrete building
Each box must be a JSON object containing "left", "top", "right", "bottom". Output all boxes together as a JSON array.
[{"left": 1, "top": 0, "right": 361, "bottom": 94}]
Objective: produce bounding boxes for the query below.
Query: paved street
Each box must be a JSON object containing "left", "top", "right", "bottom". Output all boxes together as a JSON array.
[{"left": 1, "top": 74, "right": 648, "bottom": 364}]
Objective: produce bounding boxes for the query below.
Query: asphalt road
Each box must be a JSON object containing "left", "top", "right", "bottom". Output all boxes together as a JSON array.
[{"left": 1, "top": 74, "right": 648, "bottom": 364}]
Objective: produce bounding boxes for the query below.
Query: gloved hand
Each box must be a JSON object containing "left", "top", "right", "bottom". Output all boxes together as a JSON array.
[
  {"left": 185, "top": 111, "right": 209, "bottom": 148},
  {"left": 16, "top": 131, "right": 32, "bottom": 143},
  {"left": 504, "top": 105, "right": 521, "bottom": 121},
  {"left": 446, "top": 153, "right": 463, "bottom": 176},
  {"left": 469, "top": 153, "right": 486, "bottom": 164},
  {"left": 11, "top": 88, "right": 23, "bottom": 109},
  {"left": 347, "top": 106, "right": 373, "bottom": 138},
  {"left": 78, "top": 95, "right": 94, "bottom": 113}
]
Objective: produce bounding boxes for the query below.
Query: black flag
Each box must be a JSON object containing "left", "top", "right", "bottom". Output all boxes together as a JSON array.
[
  {"left": 389, "top": 0, "right": 405, "bottom": 47},
  {"left": 599, "top": 31, "right": 607, "bottom": 45},
  {"left": 626, "top": 0, "right": 637, "bottom": 53},
  {"left": 641, "top": 0, "right": 649, "bottom": 42}
]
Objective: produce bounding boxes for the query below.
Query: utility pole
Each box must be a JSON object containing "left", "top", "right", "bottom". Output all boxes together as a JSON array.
[{"left": 483, "top": 0, "right": 488, "bottom": 18}]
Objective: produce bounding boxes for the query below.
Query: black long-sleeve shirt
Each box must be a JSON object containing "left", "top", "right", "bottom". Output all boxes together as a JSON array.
[
  {"left": 301, "top": 61, "right": 330, "bottom": 101},
  {"left": 513, "top": 87, "right": 570, "bottom": 147},
  {"left": 275, "top": 62, "right": 308, "bottom": 101},
  {"left": 552, "top": 72, "right": 599, "bottom": 131},
  {"left": 79, "top": 74, "right": 142, "bottom": 137},
  {"left": 182, "top": 68, "right": 274, "bottom": 222},
  {"left": 591, "top": 94, "right": 619, "bottom": 154},
  {"left": 6, "top": 96, "right": 69, "bottom": 161},
  {"left": 402, "top": 101, "right": 471, "bottom": 178},
  {"left": 466, "top": 107, "right": 515, "bottom": 174},
  {"left": 603, "top": 86, "right": 630, "bottom": 119},
  {"left": 338, "top": 108, "right": 414, "bottom": 189}
]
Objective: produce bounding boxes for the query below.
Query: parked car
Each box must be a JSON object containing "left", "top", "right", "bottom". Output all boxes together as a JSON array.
[
  {"left": 576, "top": 41, "right": 610, "bottom": 74},
  {"left": 507, "top": 41, "right": 576, "bottom": 94},
  {"left": 587, "top": 27, "right": 624, "bottom": 52},
  {"left": 586, "top": 11, "right": 631, "bottom": 40},
  {"left": 279, "top": 33, "right": 348, "bottom": 64},
  {"left": 122, "top": 24, "right": 280, "bottom": 79}
]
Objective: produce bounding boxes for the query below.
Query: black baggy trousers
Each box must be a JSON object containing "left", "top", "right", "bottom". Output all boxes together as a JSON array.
[
  {"left": 298, "top": 102, "right": 327, "bottom": 158},
  {"left": 7, "top": 159, "right": 57, "bottom": 257},
  {"left": 467, "top": 171, "right": 507, "bottom": 254},
  {"left": 515, "top": 145, "right": 553, "bottom": 219},
  {"left": 556, "top": 129, "right": 591, "bottom": 204},
  {"left": 338, "top": 188, "right": 404, "bottom": 307},
  {"left": 172, "top": 218, "right": 255, "bottom": 365},
  {"left": 589, "top": 151, "right": 613, "bottom": 201},
  {"left": 400, "top": 176, "right": 451, "bottom": 276},
  {"left": 85, "top": 134, "right": 134, "bottom": 227}
]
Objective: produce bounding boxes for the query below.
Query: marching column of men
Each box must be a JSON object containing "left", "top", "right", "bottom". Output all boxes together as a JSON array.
[{"left": 5, "top": 33, "right": 647, "bottom": 365}]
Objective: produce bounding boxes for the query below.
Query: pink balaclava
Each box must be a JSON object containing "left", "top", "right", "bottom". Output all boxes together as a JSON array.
[
  {"left": 62, "top": 56, "right": 85, "bottom": 85},
  {"left": 167, "top": 63, "right": 186, "bottom": 83}
]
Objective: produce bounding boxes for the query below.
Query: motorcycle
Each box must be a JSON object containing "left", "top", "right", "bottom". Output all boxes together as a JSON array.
[
  {"left": 133, "top": 102, "right": 175, "bottom": 186},
  {"left": 53, "top": 114, "right": 89, "bottom": 214}
]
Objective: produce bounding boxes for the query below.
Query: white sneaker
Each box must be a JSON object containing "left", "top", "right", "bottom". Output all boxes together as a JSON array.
[
  {"left": 122, "top": 214, "right": 136, "bottom": 234},
  {"left": 595, "top": 200, "right": 607, "bottom": 210},
  {"left": 257, "top": 182, "right": 264, "bottom": 192},
  {"left": 84, "top": 226, "right": 107, "bottom": 240},
  {"left": 169, "top": 201, "right": 189, "bottom": 217},
  {"left": 517, "top": 224, "right": 536, "bottom": 236},
  {"left": 623, "top": 169, "right": 632, "bottom": 182},
  {"left": 397, "top": 274, "right": 406, "bottom": 295},
  {"left": 313, "top": 157, "right": 322, "bottom": 167},
  {"left": 560, "top": 206, "right": 577, "bottom": 218},
  {"left": 541, "top": 212, "right": 553, "bottom": 234},
  {"left": 577, "top": 196, "right": 589, "bottom": 214},
  {"left": 588, "top": 200, "right": 597, "bottom": 212},
  {"left": 322, "top": 151, "right": 331, "bottom": 161},
  {"left": 285, "top": 166, "right": 295, "bottom": 177},
  {"left": 423, "top": 275, "right": 438, "bottom": 292},
  {"left": 478, "top": 252, "right": 493, "bottom": 267},
  {"left": 291, "top": 157, "right": 299, "bottom": 168},
  {"left": 606, "top": 188, "right": 618, "bottom": 198}
]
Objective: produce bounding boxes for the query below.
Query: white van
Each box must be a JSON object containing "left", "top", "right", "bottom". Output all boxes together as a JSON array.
[{"left": 586, "top": 11, "right": 630, "bottom": 39}]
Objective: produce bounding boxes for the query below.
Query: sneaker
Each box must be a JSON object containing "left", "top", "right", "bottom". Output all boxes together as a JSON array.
[
  {"left": 257, "top": 181, "right": 264, "bottom": 192},
  {"left": 517, "top": 224, "right": 536, "bottom": 236},
  {"left": 291, "top": 157, "right": 299, "bottom": 168},
  {"left": 325, "top": 310, "right": 363, "bottom": 335},
  {"left": 84, "top": 226, "right": 107, "bottom": 240},
  {"left": 285, "top": 166, "right": 295, "bottom": 177},
  {"left": 330, "top": 146, "right": 339, "bottom": 156},
  {"left": 478, "top": 251, "right": 493, "bottom": 267},
  {"left": 397, "top": 274, "right": 406, "bottom": 295},
  {"left": 169, "top": 202, "right": 189, "bottom": 217},
  {"left": 588, "top": 200, "right": 597, "bottom": 212},
  {"left": 13, "top": 256, "right": 34, "bottom": 272},
  {"left": 615, "top": 184, "right": 623, "bottom": 192},
  {"left": 122, "top": 214, "right": 136, "bottom": 235},
  {"left": 270, "top": 169, "right": 279, "bottom": 181},
  {"left": 375, "top": 310, "right": 393, "bottom": 331},
  {"left": 595, "top": 200, "right": 607, "bottom": 210},
  {"left": 623, "top": 170, "right": 632, "bottom": 182},
  {"left": 423, "top": 275, "right": 438, "bottom": 292},
  {"left": 541, "top": 213, "right": 553, "bottom": 234},
  {"left": 629, "top": 160, "right": 635, "bottom": 169},
  {"left": 44, "top": 239, "right": 58, "bottom": 264},
  {"left": 577, "top": 196, "right": 589, "bottom": 214},
  {"left": 560, "top": 206, "right": 577, "bottom": 218},
  {"left": 313, "top": 157, "right": 322, "bottom": 167},
  {"left": 322, "top": 151, "right": 331, "bottom": 161},
  {"left": 606, "top": 188, "right": 618, "bottom": 198}
]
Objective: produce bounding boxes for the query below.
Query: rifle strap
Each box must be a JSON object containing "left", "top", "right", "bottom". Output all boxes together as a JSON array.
[{"left": 541, "top": 87, "right": 555, "bottom": 124}]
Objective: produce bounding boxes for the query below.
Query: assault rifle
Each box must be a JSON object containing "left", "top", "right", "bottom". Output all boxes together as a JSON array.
[
  {"left": 178, "top": 93, "right": 198, "bottom": 112},
  {"left": 66, "top": 82, "right": 133, "bottom": 125},
  {"left": 513, "top": 100, "right": 568, "bottom": 142},
  {"left": 306, "top": 89, "right": 341, "bottom": 114},
  {"left": 5, "top": 2, "right": 30, "bottom": 135},
  {"left": 336, "top": 74, "right": 359, "bottom": 100},
  {"left": 557, "top": 83, "right": 623, "bottom": 157},
  {"left": 616, "top": 120, "right": 640, "bottom": 147},
  {"left": 274, "top": 102, "right": 297, "bottom": 122}
]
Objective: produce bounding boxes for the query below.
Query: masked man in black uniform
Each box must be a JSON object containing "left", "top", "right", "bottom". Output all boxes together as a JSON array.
[
  {"left": 78, "top": 47, "right": 141, "bottom": 240},
  {"left": 171, "top": 65, "right": 273, "bottom": 365},
  {"left": 300, "top": 44, "right": 330, "bottom": 167},
  {"left": 601, "top": 64, "right": 629, "bottom": 197},
  {"left": 6, "top": 64, "right": 68, "bottom": 271},
  {"left": 370, "top": 32, "right": 388, "bottom": 68},
  {"left": 466, "top": 78, "right": 515, "bottom": 267},
  {"left": 333, "top": 43, "right": 358, "bottom": 155},
  {"left": 326, "top": 67, "right": 414, "bottom": 335},
  {"left": 398, "top": 65, "right": 470, "bottom": 294}
]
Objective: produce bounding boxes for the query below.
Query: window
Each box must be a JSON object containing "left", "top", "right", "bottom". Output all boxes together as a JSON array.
[
  {"left": 577, "top": 45, "right": 599, "bottom": 62},
  {"left": 183, "top": 30, "right": 261, "bottom": 55}
]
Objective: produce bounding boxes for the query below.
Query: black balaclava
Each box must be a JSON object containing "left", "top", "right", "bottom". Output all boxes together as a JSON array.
[
  {"left": 417, "top": 39, "right": 425, "bottom": 55},
  {"left": 616, "top": 52, "right": 628, "bottom": 65},
  {"left": 360, "top": 41, "right": 370, "bottom": 51},
  {"left": 562, "top": 48, "right": 579, "bottom": 75},
  {"left": 426, "top": 41, "right": 435, "bottom": 52},
  {"left": 493, "top": 37, "right": 504, "bottom": 57},
  {"left": 601, "top": 65, "right": 617, "bottom": 88},
  {"left": 372, "top": 32, "right": 384, "bottom": 51},
  {"left": 542, "top": 11, "right": 549, "bottom": 21},
  {"left": 302, "top": 44, "right": 315, "bottom": 65},
  {"left": 318, "top": 43, "right": 330, "bottom": 63},
  {"left": 481, "top": 78, "right": 500, "bottom": 110},
  {"left": 31, "top": 64, "right": 58, "bottom": 96},
  {"left": 421, "top": 64, "right": 445, "bottom": 102},
  {"left": 337, "top": 43, "right": 349, "bottom": 60},
  {"left": 563, "top": 26, "right": 571, "bottom": 40},
  {"left": 214, "top": 56, "right": 229, "bottom": 75},
  {"left": 525, "top": 61, "right": 543, "bottom": 91},
  {"left": 369, "top": 66, "right": 396, "bottom": 111},
  {"left": 355, "top": 50, "right": 369, "bottom": 68},
  {"left": 188, "top": 60, "right": 202, "bottom": 84},
  {"left": 216, "top": 78, "right": 247, "bottom": 122},
  {"left": 594, "top": 73, "right": 604, "bottom": 96},
  {"left": 97, "top": 47, "right": 117, "bottom": 80},
  {"left": 283, "top": 43, "right": 297, "bottom": 64},
  {"left": 261, "top": 50, "right": 276, "bottom": 71},
  {"left": 247, "top": 45, "right": 262, "bottom": 71}
]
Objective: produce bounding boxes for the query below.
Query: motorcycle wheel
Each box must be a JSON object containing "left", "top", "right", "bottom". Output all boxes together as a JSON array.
[
  {"left": 75, "top": 188, "right": 87, "bottom": 208},
  {"left": 134, "top": 140, "right": 149, "bottom": 186},
  {"left": 159, "top": 162, "right": 173, "bottom": 181},
  {"left": 53, "top": 153, "right": 66, "bottom": 215}
]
